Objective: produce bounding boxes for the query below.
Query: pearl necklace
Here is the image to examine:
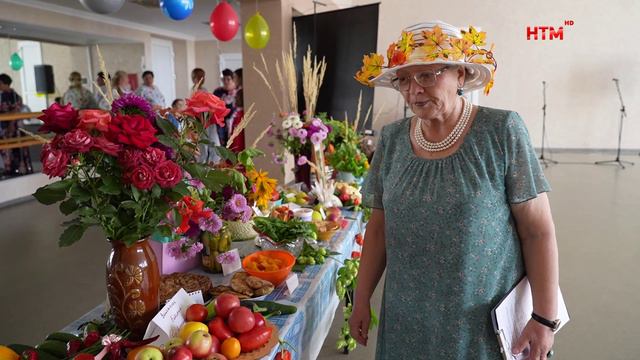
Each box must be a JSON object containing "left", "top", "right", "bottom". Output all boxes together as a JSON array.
[{"left": 414, "top": 97, "right": 472, "bottom": 152}]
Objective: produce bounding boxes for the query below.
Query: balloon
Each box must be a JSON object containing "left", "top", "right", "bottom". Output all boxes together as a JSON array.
[
  {"left": 244, "top": 12, "right": 270, "bottom": 49},
  {"left": 9, "top": 52, "right": 23, "bottom": 71},
  {"left": 160, "top": 0, "right": 194, "bottom": 21},
  {"left": 78, "top": 0, "right": 125, "bottom": 14},
  {"left": 210, "top": 0, "right": 240, "bottom": 42}
]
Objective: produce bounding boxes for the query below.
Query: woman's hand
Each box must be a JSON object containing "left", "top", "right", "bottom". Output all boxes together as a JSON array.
[
  {"left": 512, "top": 319, "right": 555, "bottom": 359},
  {"left": 348, "top": 299, "right": 372, "bottom": 346}
]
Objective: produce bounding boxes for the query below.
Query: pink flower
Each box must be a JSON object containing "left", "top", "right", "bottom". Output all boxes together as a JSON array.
[
  {"left": 310, "top": 132, "right": 324, "bottom": 145},
  {"left": 41, "top": 144, "right": 70, "bottom": 178},
  {"left": 297, "top": 155, "right": 308, "bottom": 166},
  {"left": 127, "top": 164, "right": 155, "bottom": 190},
  {"left": 92, "top": 136, "right": 122, "bottom": 157},
  {"left": 62, "top": 129, "right": 93, "bottom": 153},
  {"left": 154, "top": 160, "right": 183, "bottom": 188},
  {"left": 38, "top": 103, "right": 78, "bottom": 134},
  {"left": 78, "top": 110, "right": 111, "bottom": 133},
  {"left": 296, "top": 128, "right": 308, "bottom": 139}
]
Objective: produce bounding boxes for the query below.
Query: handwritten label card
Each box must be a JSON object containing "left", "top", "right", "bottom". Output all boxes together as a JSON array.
[
  {"left": 143, "top": 288, "right": 196, "bottom": 346},
  {"left": 217, "top": 248, "right": 242, "bottom": 276},
  {"left": 285, "top": 273, "right": 299, "bottom": 296}
]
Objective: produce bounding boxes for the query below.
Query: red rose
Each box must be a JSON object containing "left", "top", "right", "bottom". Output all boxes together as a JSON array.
[
  {"left": 38, "top": 103, "right": 79, "bottom": 134},
  {"left": 41, "top": 144, "right": 70, "bottom": 178},
  {"left": 92, "top": 137, "right": 122, "bottom": 157},
  {"left": 154, "top": 160, "right": 183, "bottom": 188},
  {"left": 108, "top": 114, "right": 157, "bottom": 149},
  {"left": 78, "top": 109, "right": 111, "bottom": 133},
  {"left": 184, "top": 92, "right": 230, "bottom": 128},
  {"left": 142, "top": 147, "right": 166, "bottom": 166},
  {"left": 119, "top": 148, "right": 143, "bottom": 169},
  {"left": 127, "top": 164, "right": 155, "bottom": 190},
  {"left": 62, "top": 129, "right": 93, "bottom": 153}
]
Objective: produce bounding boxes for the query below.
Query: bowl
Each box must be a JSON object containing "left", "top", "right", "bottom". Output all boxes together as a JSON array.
[
  {"left": 314, "top": 220, "right": 341, "bottom": 242},
  {"left": 293, "top": 208, "right": 313, "bottom": 222},
  {"left": 242, "top": 250, "right": 296, "bottom": 286}
]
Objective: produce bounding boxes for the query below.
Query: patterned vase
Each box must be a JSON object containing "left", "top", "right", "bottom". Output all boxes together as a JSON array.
[{"left": 106, "top": 238, "right": 160, "bottom": 339}]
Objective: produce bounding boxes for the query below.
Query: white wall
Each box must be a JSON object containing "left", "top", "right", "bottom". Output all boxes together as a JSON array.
[{"left": 368, "top": 0, "right": 640, "bottom": 150}]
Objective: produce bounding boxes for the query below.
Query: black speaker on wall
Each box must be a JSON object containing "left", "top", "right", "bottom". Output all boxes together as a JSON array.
[{"left": 34, "top": 65, "right": 55, "bottom": 94}]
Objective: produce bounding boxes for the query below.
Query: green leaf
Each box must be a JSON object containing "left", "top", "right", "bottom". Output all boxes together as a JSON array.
[
  {"left": 59, "top": 198, "right": 79, "bottom": 215},
  {"left": 156, "top": 116, "right": 178, "bottom": 136},
  {"left": 231, "top": 170, "right": 247, "bottom": 194},
  {"left": 172, "top": 181, "right": 190, "bottom": 196},
  {"left": 157, "top": 134, "right": 178, "bottom": 148},
  {"left": 78, "top": 207, "right": 96, "bottom": 217},
  {"left": 166, "top": 191, "right": 183, "bottom": 202},
  {"left": 33, "top": 186, "right": 66, "bottom": 205},
  {"left": 202, "top": 170, "right": 233, "bottom": 192},
  {"left": 172, "top": 209, "right": 182, "bottom": 228},
  {"left": 99, "top": 205, "right": 118, "bottom": 216},
  {"left": 59, "top": 224, "right": 87, "bottom": 247},
  {"left": 120, "top": 200, "right": 139, "bottom": 209},
  {"left": 47, "top": 179, "right": 74, "bottom": 191},
  {"left": 151, "top": 184, "right": 162, "bottom": 198},
  {"left": 215, "top": 146, "right": 237, "bottom": 163},
  {"left": 98, "top": 176, "right": 121, "bottom": 195},
  {"left": 131, "top": 186, "right": 141, "bottom": 202},
  {"left": 183, "top": 162, "right": 205, "bottom": 179},
  {"left": 69, "top": 184, "right": 91, "bottom": 202}
]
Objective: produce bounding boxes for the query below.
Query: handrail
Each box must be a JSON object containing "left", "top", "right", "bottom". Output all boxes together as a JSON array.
[
  {"left": 0, "top": 136, "right": 48, "bottom": 150},
  {"left": 0, "top": 112, "right": 43, "bottom": 122}
]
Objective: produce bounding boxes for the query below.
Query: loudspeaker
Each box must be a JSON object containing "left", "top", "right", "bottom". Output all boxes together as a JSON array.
[{"left": 34, "top": 65, "right": 55, "bottom": 94}]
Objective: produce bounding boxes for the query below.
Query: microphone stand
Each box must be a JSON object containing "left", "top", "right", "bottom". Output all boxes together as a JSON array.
[
  {"left": 595, "top": 78, "right": 634, "bottom": 169},
  {"left": 539, "top": 81, "right": 557, "bottom": 167}
]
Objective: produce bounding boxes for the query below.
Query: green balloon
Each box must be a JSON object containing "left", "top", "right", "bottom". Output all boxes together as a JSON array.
[
  {"left": 244, "top": 12, "right": 270, "bottom": 49},
  {"left": 9, "top": 52, "right": 23, "bottom": 71}
]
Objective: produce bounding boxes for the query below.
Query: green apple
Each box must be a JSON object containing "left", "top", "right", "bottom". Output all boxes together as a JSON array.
[
  {"left": 312, "top": 211, "right": 323, "bottom": 222},
  {"left": 163, "top": 337, "right": 184, "bottom": 350},
  {"left": 135, "top": 347, "right": 163, "bottom": 360}
]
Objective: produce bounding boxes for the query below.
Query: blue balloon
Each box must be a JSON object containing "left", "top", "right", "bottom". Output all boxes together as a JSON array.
[{"left": 160, "top": 0, "right": 194, "bottom": 21}]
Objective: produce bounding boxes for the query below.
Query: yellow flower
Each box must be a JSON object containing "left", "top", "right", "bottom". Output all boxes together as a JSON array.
[
  {"left": 246, "top": 169, "right": 278, "bottom": 210},
  {"left": 421, "top": 25, "right": 448, "bottom": 55},
  {"left": 462, "top": 26, "right": 487, "bottom": 47}
]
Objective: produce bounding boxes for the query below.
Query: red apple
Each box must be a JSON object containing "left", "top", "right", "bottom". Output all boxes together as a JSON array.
[
  {"left": 186, "top": 330, "right": 213, "bottom": 358},
  {"left": 208, "top": 335, "right": 221, "bottom": 356},
  {"left": 214, "top": 294, "right": 240, "bottom": 319},
  {"left": 186, "top": 304, "right": 208, "bottom": 323},
  {"left": 227, "top": 306, "right": 255, "bottom": 334},
  {"left": 168, "top": 346, "right": 192, "bottom": 360},
  {"left": 204, "top": 354, "right": 227, "bottom": 360}
]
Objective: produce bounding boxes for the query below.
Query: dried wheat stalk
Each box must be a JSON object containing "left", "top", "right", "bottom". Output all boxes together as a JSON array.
[
  {"left": 95, "top": 45, "right": 113, "bottom": 104},
  {"left": 252, "top": 124, "right": 273, "bottom": 149},
  {"left": 253, "top": 60, "right": 283, "bottom": 114},
  {"left": 302, "top": 46, "right": 327, "bottom": 121},
  {"left": 226, "top": 103, "right": 256, "bottom": 148},
  {"left": 353, "top": 90, "right": 363, "bottom": 132}
]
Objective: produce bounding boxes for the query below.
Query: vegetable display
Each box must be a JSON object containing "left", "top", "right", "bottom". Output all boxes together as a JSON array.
[{"left": 252, "top": 217, "right": 316, "bottom": 244}]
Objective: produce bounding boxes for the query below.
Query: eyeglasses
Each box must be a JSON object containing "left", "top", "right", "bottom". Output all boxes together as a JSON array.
[{"left": 391, "top": 66, "right": 450, "bottom": 91}]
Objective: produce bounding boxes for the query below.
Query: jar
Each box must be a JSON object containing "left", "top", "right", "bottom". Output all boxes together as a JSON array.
[{"left": 201, "top": 225, "right": 231, "bottom": 273}]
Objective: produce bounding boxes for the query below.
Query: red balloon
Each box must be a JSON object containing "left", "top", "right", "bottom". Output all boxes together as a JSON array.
[{"left": 210, "top": 0, "right": 240, "bottom": 41}]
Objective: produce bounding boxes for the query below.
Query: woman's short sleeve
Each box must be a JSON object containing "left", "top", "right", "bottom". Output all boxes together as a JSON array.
[
  {"left": 504, "top": 112, "right": 551, "bottom": 203},
  {"left": 361, "top": 128, "right": 386, "bottom": 209}
]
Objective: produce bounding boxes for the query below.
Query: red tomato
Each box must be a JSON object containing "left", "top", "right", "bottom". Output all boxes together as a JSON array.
[
  {"left": 215, "top": 294, "right": 240, "bottom": 320},
  {"left": 275, "top": 349, "right": 292, "bottom": 360},
  {"left": 351, "top": 251, "right": 361, "bottom": 259},
  {"left": 253, "top": 313, "right": 266, "bottom": 328},
  {"left": 355, "top": 234, "right": 364, "bottom": 246},
  {"left": 207, "top": 317, "right": 234, "bottom": 342},
  {"left": 227, "top": 307, "right": 255, "bottom": 334},
  {"left": 237, "top": 326, "right": 272, "bottom": 352},
  {"left": 185, "top": 304, "right": 208, "bottom": 322}
]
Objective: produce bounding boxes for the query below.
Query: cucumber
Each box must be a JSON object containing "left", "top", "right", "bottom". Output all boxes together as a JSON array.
[
  {"left": 36, "top": 340, "right": 67, "bottom": 358},
  {"left": 240, "top": 300, "right": 297, "bottom": 315},
  {"left": 45, "top": 332, "right": 80, "bottom": 343}
]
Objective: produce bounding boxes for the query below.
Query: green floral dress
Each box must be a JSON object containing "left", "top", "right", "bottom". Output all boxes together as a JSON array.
[{"left": 362, "top": 106, "right": 550, "bottom": 359}]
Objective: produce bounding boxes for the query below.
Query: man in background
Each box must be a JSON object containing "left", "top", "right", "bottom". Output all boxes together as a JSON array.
[
  {"left": 0, "top": 73, "right": 32, "bottom": 176},
  {"left": 213, "top": 68, "right": 236, "bottom": 147}
]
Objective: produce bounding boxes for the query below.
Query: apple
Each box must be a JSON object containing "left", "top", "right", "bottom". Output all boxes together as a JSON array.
[
  {"left": 204, "top": 354, "right": 227, "bottom": 360},
  {"left": 186, "top": 330, "right": 213, "bottom": 358},
  {"left": 135, "top": 347, "right": 163, "bottom": 360},
  {"left": 208, "top": 335, "right": 221, "bottom": 356},
  {"left": 227, "top": 306, "right": 255, "bottom": 334},
  {"left": 215, "top": 293, "right": 240, "bottom": 319},
  {"left": 164, "top": 337, "right": 184, "bottom": 350},
  {"left": 186, "top": 304, "right": 208, "bottom": 322},
  {"left": 167, "top": 346, "right": 192, "bottom": 360},
  {"left": 326, "top": 213, "right": 340, "bottom": 222},
  {"left": 311, "top": 211, "right": 323, "bottom": 222}
]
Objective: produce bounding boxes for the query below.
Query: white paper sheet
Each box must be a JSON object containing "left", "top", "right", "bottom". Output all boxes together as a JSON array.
[{"left": 143, "top": 288, "right": 205, "bottom": 345}]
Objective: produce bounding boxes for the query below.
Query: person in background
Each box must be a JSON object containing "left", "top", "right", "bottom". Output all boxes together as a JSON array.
[
  {"left": 191, "top": 68, "right": 208, "bottom": 93},
  {"left": 136, "top": 70, "right": 165, "bottom": 111},
  {"left": 233, "top": 68, "right": 243, "bottom": 92},
  {"left": 0, "top": 73, "right": 32, "bottom": 176},
  {"left": 54, "top": 97, "right": 63, "bottom": 105},
  {"left": 165, "top": 98, "right": 186, "bottom": 129},
  {"left": 94, "top": 72, "right": 111, "bottom": 110},
  {"left": 191, "top": 68, "right": 220, "bottom": 164},
  {"left": 213, "top": 68, "right": 237, "bottom": 147},
  {"left": 228, "top": 80, "right": 245, "bottom": 153},
  {"left": 62, "top": 71, "right": 95, "bottom": 109},
  {"left": 111, "top": 70, "right": 131, "bottom": 98}
]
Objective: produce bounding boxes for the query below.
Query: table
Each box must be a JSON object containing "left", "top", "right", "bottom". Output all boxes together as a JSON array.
[{"left": 63, "top": 211, "right": 363, "bottom": 360}]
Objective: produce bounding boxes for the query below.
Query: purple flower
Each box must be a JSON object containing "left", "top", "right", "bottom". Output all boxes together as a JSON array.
[
  {"left": 229, "top": 194, "right": 248, "bottom": 213},
  {"left": 297, "top": 155, "right": 308, "bottom": 166},
  {"left": 216, "top": 250, "right": 238, "bottom": 265},
  {"left": 310, "top": 132, "right": 324, "bottom": 145},
  {"left": 168, "top": 237, "right": 204, "bottom": 260},
  {"left": 167, "top": 238, "right": 185, "bottom": 258},
  {"left": 186, "top": 241, "right": 203, "bottom": 258},
  {"left": 199, "top": 212, "right": 223, "bottom": 233},
  {"left": 222, "top": 186, "right": 235, "bottom": 201},
  {"left": 241, "top": 206, "right": 253, "bottom": 222},
  {"left": 288, "top": 127, "right": 298, "bottom": 137},
  {"left": 296, "top": 128, "right": 308, "bottom": 139},
  {"left": 221, "top": 203, "right": 238, "bottom": 221},
  {"left": 112, "top": 93, "right": 155, "bottom": 121},
  {"left": 272, "top": 153, "right": 285, "bottom": 165},
  {"left": 311, "top": 118, "right": 323, "bottom": 127}
]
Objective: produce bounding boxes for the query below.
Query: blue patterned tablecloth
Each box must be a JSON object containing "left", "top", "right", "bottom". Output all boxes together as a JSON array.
[{"left": 63, "top": 211, "right": 363, "bottom": 360}]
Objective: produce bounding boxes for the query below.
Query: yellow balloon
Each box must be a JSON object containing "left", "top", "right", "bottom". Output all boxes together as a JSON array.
[{"left": 244, "top": 12, "right": 270, "bottom": 49}]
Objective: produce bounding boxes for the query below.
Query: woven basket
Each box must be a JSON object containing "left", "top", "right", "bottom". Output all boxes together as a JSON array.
[{"left": 226, "top": 220, "right": 259, "bottom": 241}]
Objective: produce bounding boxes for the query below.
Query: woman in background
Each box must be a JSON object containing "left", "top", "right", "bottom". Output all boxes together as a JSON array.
[
  {"left": 62, "top": 71, "right": 95, "bottom": 109},
  {"left": 111, "top": 71, "right": 131, "bottom": 98}
]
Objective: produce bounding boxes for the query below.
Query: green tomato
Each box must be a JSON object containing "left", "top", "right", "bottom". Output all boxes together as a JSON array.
[
  {"left": 347, "top": 338, "right": 357, "bottom": 351},
  {"left": 297, "top": 257, "right": 307, "bottom": 265},
  {"left": 308, "top": 258, "right": 316, "bottom": 265},
  {"left": 319, "top": 248, "right": 328, "bottom": 256},
  {"left": 336, "top": 340, "right": 347, "bottom": 350},
  {"left": 316, "top": 255, "right": 325, "bottom": 264}
]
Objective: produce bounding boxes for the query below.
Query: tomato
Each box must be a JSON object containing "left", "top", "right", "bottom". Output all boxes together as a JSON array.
[
  {"left": 227, "top": 307, "right": 255, "bottom": 334},
  {"left": 185, "top": 304, "right": 208, "bottom": 323},
  {"left": 208, "top": 317, "right": 234, "bottom": 342},
  {"left": 215, "top": 294, "right": 240, "bottom": 320},
  {"left": 253, "top": 313, "right": 266, "bottom": 328},
  {"left": 351, "top": 251, "right": 361, "bottom": 259},
  {"left": 355, "top": 234, "right": 364, "bottom": 246},
  {"left": 220, "top": 338, "right": 240, "bottom": 360},
  {"left": 237, "top": 326, "right": 272, "bottom": 352},
  {"left": 275, "top": 349, "right": 292, "bottom": 360}
]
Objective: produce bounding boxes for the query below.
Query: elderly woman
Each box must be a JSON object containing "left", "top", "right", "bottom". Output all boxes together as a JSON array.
[
  {"left": 62, "top": 71, "right": 95, "bottom": 109},
  {"left": 350, "top": 21, "right": 559, "bottom": 359}
]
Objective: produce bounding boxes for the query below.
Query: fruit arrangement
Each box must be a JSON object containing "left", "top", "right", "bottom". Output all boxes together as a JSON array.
[
  {"left": 335, "top": 182, "right": 362, "bottom": 208},
  {"left": 269, "top": 206, "right": 294, "bottom": 221}
]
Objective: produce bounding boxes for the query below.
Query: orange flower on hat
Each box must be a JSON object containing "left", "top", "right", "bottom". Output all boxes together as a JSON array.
[{"left": 354, "top": 53, "right": 384, "bottom": 86}]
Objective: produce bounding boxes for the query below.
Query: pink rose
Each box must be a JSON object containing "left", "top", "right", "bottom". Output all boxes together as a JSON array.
[
  {"left": 41, "top": 144, "right": 70, "bottom": 178},
  {"left": 154, "top": 160, "right": 183, "bottom": 188},
  {"left": 127, "top": 164, "right": 155, "bottom": 190},
  {"left": 92, "top": 137, "right": 122, "bottom": 157},
  {"left": 78, "top": 110, "right": 111, "bottom": 133},
  {"left": 62, "top": 129, "right": 93, "bottom": 153},
  {"left": 38, "top": 103, "right": 78, "bottom": 134},
  {"left": 142, "top": 147, "right": 166, "bottom": 167}
]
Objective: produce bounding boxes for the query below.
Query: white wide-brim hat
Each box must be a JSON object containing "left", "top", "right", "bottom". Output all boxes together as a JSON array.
[{"left": 357, "top": 21, "right": 497, "bottom": 94}]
